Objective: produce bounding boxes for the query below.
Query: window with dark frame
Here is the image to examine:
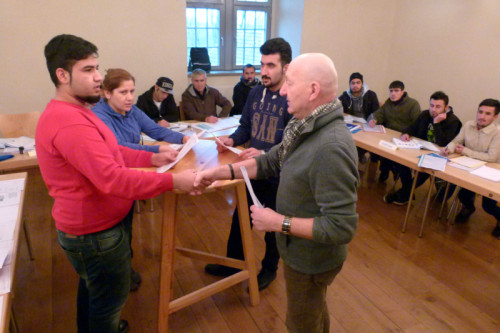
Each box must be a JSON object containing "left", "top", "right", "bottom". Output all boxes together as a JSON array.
[{"left": 186, "top": 0, "right": 272, "bottom": 71}]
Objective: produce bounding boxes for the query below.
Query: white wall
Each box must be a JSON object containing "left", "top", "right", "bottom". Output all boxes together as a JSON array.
[
  {"left": 0, "top": 0, "right": 188, "bottom": 114},
  {"left": 301, "top": 0, "right": 500, "bottom": 121},
  {"left": 1, "top": 0, "right": 499, "bottom": 121}
]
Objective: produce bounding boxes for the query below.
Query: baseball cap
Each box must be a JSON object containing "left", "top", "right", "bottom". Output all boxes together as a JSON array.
[{"left": 156, "top": 77, "right": 174, "bottom": 93}]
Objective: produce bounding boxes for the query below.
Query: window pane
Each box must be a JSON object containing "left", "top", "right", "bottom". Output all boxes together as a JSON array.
[
  {"left": 186, "top": 7, "right": 221, "bottom": 67},
  {"left": 236, "top": 9, "right": 267, "bottom": 66}
]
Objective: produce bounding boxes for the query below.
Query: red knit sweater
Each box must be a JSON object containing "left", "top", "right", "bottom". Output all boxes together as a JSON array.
[{"left": 36, "top": 100, "right": 173, "bottom": 235}]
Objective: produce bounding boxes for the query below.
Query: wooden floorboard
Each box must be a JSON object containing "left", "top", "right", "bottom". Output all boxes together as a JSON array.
[{"left": 10, "top": 167, "right": 500, "bottom": 332}]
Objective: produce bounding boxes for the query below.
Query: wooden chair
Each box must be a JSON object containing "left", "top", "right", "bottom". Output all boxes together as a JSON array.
[
  {"left": 0, "top": 111, "right": 41, "bottom": 261},
  {"left": 178, "top": 101, "right": 186, "bottom": 121}
]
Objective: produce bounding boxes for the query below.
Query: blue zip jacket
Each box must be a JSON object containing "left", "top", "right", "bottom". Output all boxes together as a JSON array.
[{"left": 92, "top": 99, "right": 184, "bottom": 153}]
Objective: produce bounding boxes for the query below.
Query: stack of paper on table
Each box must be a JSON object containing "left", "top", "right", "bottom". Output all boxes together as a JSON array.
[
  {"left": 450, "top": 156, "right": 487, "bottom": 168},
  {"left": 192, "top": 117, "right": 240, "bottom": 133},
  {"left": 344, "top": 114, "right": 367, "bottom": 124},
  {"left": 470, "top": 165, "right": 500, "bottom": 182},
  {"left": 392, "top": 138, "right": 422, "bottom": 149},
  {"left": 0, "top": 136, "right": 35, "bottom": 152},
  {"left": 346, "top": 123, "right": 361, "bottom": 133},
  {"left": 363, "top": 124, "right": 385, "bottom": 133},
  {"left": 417, "top": 153, "right": 447, "bottom": 171}
]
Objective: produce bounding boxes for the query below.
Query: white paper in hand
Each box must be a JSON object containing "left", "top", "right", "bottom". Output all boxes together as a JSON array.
[{"left": 239, "top": 166, "right": 263, "bottom": 208}]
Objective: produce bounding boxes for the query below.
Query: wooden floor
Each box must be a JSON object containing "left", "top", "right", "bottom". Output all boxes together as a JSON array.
[{"left": 11, "top": 166, "right": 500, "bottom": 332}]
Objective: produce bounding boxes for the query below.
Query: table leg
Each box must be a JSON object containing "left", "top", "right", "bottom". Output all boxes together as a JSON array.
[
  {"left": 402, "top": 171, "right": 419, "bottom": 233},
  {"left": 418, "top": 175, "right": 435, "bottom": 237},
  {"left": 235, "top": 182, "right": 260, "bottom": 306},
  {"left": 158, "top": 191, "right": 178, "bottom": 333}
]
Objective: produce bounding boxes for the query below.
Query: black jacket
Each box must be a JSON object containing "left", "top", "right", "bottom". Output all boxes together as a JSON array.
[
  {"left": 339, "top": 88, "right": 379, "bottom": 120},
  {"left": 136, "top": 86, "right": 180, "bottom": 123},
  {"left": 231, "top": 77, "right": 261, "bottom": 116},
  {"left": 402, "top": 108, "right": 462, "bottom": 146}
]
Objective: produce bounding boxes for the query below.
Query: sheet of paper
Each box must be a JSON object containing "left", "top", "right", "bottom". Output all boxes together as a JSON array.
[
  {"left": 470, "top": 165, "right": 500, "bottom": 182},
  {"left": 192, "top": 117, "right": 240, "bottom": 133},
  {"left": 0, "top": 179, "right": 23, "bottom": 207},
  {"left": 447, "top": 162, "right": 479, "bottom": 172},
  {"left": 156, "top": 132, "right": 202, "bottom": 173},
  {"left": 209, "top": 133, "right": 243, "bottom": 155},
  {"left": 413, "top": 138, "right": 440, "bottom": 152},
  {"left": 0, "top": 136, "right": 35, "bottom": 149},
  {"left": 417, "top": 154, "right": 447, "bottom": 171},
  {"left": 450, "top": 156, "right": 487, "bottom": 168},
  {"left": 362, "top": 124, "right": 385, "bottom": 133},
  {"left": 0, "top": 240, "right": 13, "bottom": 268},
  {"left": 344, "top": 115, "right": 367, "bottom": 124},
  {"left": 0, "top": 206, "right": 18, "bottom": 241},
  {"left": 392, "top": 138, "right": 421, "bottom": 149},
  {"left": 240, "top": 166, "right": 263, "bottom": 208},
  {"left": 0, "top": 264, "right": 12, "bottom": 294}
]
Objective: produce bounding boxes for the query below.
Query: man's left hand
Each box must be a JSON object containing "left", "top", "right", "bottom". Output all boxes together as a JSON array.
[
  {"left": 455, "top": 144, "right": 465, "bottom": 154},
  {"left": 151, "top": 150, "right": 177, "bottom": 166},
  {"left": 250, "top": 205, "right": 282, "bottom": 232}
]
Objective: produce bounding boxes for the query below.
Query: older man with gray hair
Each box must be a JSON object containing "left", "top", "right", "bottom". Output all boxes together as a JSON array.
[{"left": 194, "top": 53, "right": 359, "bottom": 332}]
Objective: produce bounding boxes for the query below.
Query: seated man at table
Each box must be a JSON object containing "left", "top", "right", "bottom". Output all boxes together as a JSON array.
[
  {"left": 384, "top": 91, "right": 462, "bottom": 205},
  {"left": 442, "top": 98, "right": 500, "bottom": 238},
  {"left": 181, "top": 69, "right": 232, "bottom": 123},
  {"left": 369, "top": 80, "right": 421, "bottom": 182},
  {"left": 136, "top": 77, "right": 179, "bottom": 127},
  {"left": 230, "top": 64, "right": 261, "bottom": 116},
  {"left": 339, "top": 72, "right": 379, "bottom": 164}
]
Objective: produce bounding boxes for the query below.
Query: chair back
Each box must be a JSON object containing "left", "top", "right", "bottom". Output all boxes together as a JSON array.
[
  {"left": 178, "top": 102, "right": 186, "bottom": 121},
  {"left": 0, "top": 111, "right": 41, "bottom": 138}
]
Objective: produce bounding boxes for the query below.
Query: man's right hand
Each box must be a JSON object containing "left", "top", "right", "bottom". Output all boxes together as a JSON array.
[
  {"left": 205, "top": 116, "right": 218, "bottom": 123},
  {"left": 216, "top": 137, "right": 234, "bottom": 152},
  {"left": 368, "top": 119, "right": 377, "bottom": 128},
  {"left": 172, "top": 169, "right": 199, "bottom": 193},
  {"left": 158, "top": 119, "right": 170, "bottom": 128}
]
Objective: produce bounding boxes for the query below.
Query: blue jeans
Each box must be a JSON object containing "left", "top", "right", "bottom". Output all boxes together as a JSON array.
[
  {"left": 284, "top": 264, "right": 343, "bottom": 333},
  {"left": 57, "top": 218, "right": 132, "bottom": 333}
]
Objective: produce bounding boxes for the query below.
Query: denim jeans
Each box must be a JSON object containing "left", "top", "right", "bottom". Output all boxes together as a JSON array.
[
  {"left": 57, "top": 218, "right": 132, "bottom": 333},
  {"left": 284, "top": 264, "right": 343, "bottom": 333}
]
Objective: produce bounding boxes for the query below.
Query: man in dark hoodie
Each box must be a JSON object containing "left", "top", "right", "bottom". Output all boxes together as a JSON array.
[
  {"left": 384, "top": 91, "right": 462, "bottom": 205},
  {"left": 230, "top": 64, "right": 262, "bottom": 116},
  {"left": 339, "top": 72, "right": 379, "bottom": 163},
  {"left": 339, "top": 72, "right": 379, "bottom": 120},
  {"left": 369, "top": 80, "right": 421, "bottom": 182},
  {"left": 136, "top": 77, "right": 179, "bottom": 127},
  {"left": 204, "top": 37, "right": 293, "bottom": 291}
]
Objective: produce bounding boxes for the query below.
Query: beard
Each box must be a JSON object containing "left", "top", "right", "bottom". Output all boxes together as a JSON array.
[{"left": 76, "top": 94, "right": 101, "bottom": 105}]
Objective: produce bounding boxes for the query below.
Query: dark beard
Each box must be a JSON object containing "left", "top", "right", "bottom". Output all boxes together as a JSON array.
[{"left": 76, "top": 94, "right": 101, "bottom": 104}]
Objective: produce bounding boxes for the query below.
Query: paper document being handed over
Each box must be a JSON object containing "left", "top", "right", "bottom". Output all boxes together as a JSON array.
[
  {"left": 156, "top": 130, "right": 205, "bottom": 173},
  {"left": 240, "top": 166, "right": 263, "bottom": 208}
]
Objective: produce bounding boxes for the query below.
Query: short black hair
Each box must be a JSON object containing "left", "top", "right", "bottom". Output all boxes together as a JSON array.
[
  {"left": 479, "top": 98, "right": 500, "bottom": 115},
  {"left": 430, "top": 91, "right": 449, "bottom": 106},
  {"left": 260, "top": 37, "right": 292, "bottom": 67},
  {"left": 389, "top": 80, "right": 405, "bottom": 90},
  {"left": 44, "top": 34, "right": 98, "bottom": 87},
  {"left": 243, "top": 64, "right": 255, "bottom": 72}
]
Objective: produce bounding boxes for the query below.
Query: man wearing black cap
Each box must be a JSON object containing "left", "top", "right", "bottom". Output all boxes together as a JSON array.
[
  {"left": 136, "top": 77, "right": 180, "bottom": 127},
  {"left": 339, "top": 72, "right": 379, "bottom": 120}
]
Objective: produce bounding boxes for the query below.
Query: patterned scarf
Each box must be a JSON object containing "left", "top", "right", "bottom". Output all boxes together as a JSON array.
[{"left": 278, "top": 100, "right": 337, "bottom": 167}]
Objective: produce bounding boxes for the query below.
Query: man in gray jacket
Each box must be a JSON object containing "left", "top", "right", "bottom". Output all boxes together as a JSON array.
[{"left": 194, "top": 53, "right": 359, "bottom": 333}]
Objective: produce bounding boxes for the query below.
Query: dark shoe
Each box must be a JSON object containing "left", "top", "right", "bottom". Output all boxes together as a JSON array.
[
  {"left": 119, "top": 319, "right": 129, "bottom": 333},
  {"left": 205, "top": 264, "right": 240, "bottom": 277},
  {"left": 383, "top": 191, "right": 410, "bottom": 206},
  {"left": 455, "top": 206, "right": 475, "bottom": 224},
  {"left": 257, "top": 269, "right": 277, "bottom": 291},
  {"left": 130, "top": 269, "right": 142, "bottom": 292},
  {"left": 491, "top": 224, "right": 500, "bottom": 239}
]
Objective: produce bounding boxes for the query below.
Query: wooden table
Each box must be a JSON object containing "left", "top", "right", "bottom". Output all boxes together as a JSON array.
[
  {"left": 146, "top": 139, "right": 260, "bottom": 332},
  {"left": 352, "top": 126, "right": 500, "bottom": 236},
  {"left": 0, "top": 152, "right": 38, "bottom": 173},
  {"left": 0, "top": 172, "right": 28, "bottom": 333}
]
